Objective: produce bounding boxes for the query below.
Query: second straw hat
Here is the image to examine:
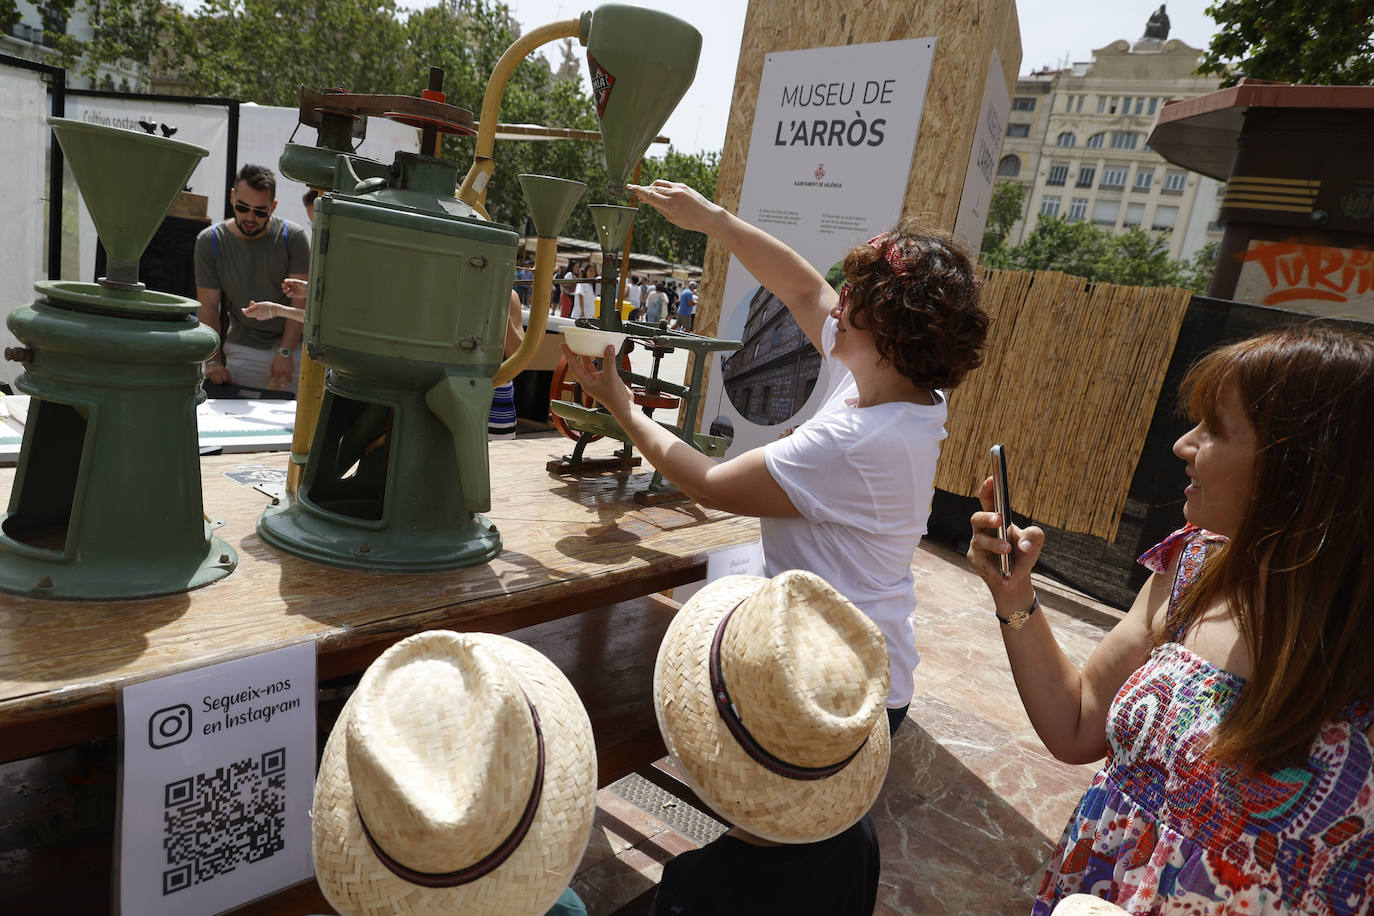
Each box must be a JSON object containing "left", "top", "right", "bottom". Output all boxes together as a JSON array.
[
  {"left": 654, "top": 570, "right": 891, "bottom": 843},
  {"left": 313, "top": 630, "right": 597, "bottom": 916}
]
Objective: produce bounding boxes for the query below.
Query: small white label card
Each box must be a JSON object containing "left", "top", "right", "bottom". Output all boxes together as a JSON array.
[
  {"left": 673, "top": 539, "right": 766, "bottom": 603},
  {"left": 117, "top": 641, "right": 316, "bottom": 916}
]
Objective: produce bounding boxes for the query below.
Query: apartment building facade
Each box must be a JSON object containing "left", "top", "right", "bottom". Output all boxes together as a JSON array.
[
  {"left": 997, "top": 33, "right": 1224, "bottom": 261},
  {"left": 2, "top": 0, "right": 143, "bottom": 90}
]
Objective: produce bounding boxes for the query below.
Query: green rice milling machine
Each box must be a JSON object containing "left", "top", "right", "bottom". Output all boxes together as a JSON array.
[{"left": 257, "top": 3, "right": 701, "bottom": 571}]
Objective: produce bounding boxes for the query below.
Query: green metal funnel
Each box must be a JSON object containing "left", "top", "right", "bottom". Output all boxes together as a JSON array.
[
  {"left": 588, "top": 203, "right": 638, "bottom": 253},
  {"left": 583, "top": 4, "right": 701, "bottom": 191},
  {"left": 47, "top": 117, "right": 207, "bottom": 287},
  {"left": 518, "top": 174, "right": 587, "bottom": 238}
]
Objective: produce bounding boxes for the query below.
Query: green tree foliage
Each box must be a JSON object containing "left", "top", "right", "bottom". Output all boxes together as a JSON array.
[
  {"left": 162, "top": 0, "right": 410, "bottom": 104},
  {"left": 6, "top": 0, "right": 726, "bottom": 264},
  {"left": 982, "top": 216, "right": 1215, "bottom": 294},
  {"left": 635, "top": 147, "right": 720, "bottom": 266},
  {"left": 981, "top": 180, "right": 1026, "bottom": 251},
  {"left": 1198, "top": 0, "right": 1374, "bottom": 86},
  {"left": 2, "top": 0, "right": 163, "bottom": 85}
]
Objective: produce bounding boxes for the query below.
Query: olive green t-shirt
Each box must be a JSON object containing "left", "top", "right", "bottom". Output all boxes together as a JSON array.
[{"left": 194, "top": 217, "right": 310, "bottom": 348}]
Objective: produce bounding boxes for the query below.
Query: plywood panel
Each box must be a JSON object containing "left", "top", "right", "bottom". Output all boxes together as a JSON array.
[{"left": 696, "top": 0, "right": 1022, "bottom": 358}]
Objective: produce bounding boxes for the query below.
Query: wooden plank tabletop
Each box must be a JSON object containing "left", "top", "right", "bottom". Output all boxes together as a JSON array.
[{"left": 0, "top": 437, "right": 759, "bottom": 760}]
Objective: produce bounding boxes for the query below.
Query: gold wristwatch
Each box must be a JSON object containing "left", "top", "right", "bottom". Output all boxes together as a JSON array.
[{"left": 995, "top": 594, "right": 1039, "bottom": 630}]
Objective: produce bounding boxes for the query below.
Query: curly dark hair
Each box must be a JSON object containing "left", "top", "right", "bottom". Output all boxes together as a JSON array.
[{"left": 840, "top": 220, "right": 988, "bottom": 390}]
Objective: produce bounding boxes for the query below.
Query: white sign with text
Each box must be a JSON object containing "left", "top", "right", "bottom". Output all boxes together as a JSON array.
[
  {"left": 118, "top": 641, "right": 316, "bottom": 916},
  {"left": 672, "top": 538, "right": 766, "bottom": 604},
  {"left": 702, "top": 39, "right": 937, "bottom": 457},
  {"left": 953, "top": 49, "right": 1012, "bottom": 253}
]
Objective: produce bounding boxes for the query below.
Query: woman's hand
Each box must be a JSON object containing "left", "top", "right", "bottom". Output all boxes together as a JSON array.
[
  {"left": 627, "top": 181, "right": 723, "bottom": 234},
  {"left": 967, "top": 475, "right": 1045, "bottom": 604},
  {"left": 243, "top": 300, "right": 278, "bottom": 321},
  {"left": 561, "top": 343, "right": 634, "bottom": 416},
  {"left": 244, "top": 300, "right": 305, "bottom": 323},
  {"left": 281, "top": 278, "right": 308, "bottom": 299}
]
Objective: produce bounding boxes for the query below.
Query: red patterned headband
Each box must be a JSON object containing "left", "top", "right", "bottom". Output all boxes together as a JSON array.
[{"left": 867, "top": 233, "right": 908, "bottom": 276}]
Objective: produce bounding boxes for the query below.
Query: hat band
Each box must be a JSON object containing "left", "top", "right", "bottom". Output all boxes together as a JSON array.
[
  {"left": 709, "top": 601, "right": 867, "bottom": 781},
  {"left": 355, "top": 695, "right": 545, "bottom": 888}
]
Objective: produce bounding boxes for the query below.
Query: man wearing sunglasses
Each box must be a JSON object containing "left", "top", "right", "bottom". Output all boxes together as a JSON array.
[{"left": 194, "top": 164, "right": 310, "bottom": 395}]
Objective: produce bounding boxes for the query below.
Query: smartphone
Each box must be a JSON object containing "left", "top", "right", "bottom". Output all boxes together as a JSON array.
[{"left": 990, "top": 444, "right": 1012, "bottom": 577}]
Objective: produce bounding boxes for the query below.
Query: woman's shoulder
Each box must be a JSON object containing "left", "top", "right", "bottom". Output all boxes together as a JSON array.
[{"left": 1138, "top": 524, "right": 1225, "bottom": 575}]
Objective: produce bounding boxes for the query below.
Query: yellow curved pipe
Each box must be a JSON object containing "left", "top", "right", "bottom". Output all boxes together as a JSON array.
[
  {"left": 286, "top": 350, "right": 326, "bottom": 496},
  {"left": 493, "top": 237, "right": 555, "bottom": 385},
  {"left": 457, "top": 17, "right": 583, "bottom": 211}
]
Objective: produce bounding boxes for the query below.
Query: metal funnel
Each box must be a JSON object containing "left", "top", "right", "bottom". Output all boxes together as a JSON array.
[
  {"left": 47, "top": 117, "right": 207, "bottom": 288},
  {"left": 583, "top": 4, "right": 701, "bottom": 192},
  {"left": 588, "top": 203, "right": 638, "bottom": 253},
  {"left": 518, "top": 174, "right": 587, "bottom": 238}
]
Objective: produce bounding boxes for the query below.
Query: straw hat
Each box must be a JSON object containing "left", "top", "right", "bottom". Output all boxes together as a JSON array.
[
  {"left": 313, "top": 630, "right": 597, "bottom": 915},
  {"left": 653, "top": 570, "right": 890, "bottom": 843}
]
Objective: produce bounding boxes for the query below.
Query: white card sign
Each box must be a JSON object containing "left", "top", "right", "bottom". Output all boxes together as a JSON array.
[
  {"left": 673, "top": 539, "right": 765, "bottom": 603},
  {"left": 117, "top": 641, "right": 316, "bottom": 915}
]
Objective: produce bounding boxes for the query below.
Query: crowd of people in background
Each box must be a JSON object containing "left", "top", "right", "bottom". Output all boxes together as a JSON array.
[{"left": 538, "top": 262, "right": 701, "bottom": 331}]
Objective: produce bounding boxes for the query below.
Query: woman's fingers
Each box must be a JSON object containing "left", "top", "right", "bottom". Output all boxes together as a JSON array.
[{"left": 975, "top": 475, "right": 997, "bottom": 511}]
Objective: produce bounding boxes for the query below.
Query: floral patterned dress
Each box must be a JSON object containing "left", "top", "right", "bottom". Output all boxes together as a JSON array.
[{"left": 1032, "top": 525, "right": 1374, "bottom": 915}]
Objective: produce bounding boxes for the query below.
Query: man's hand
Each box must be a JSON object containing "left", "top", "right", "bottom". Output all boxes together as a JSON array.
[
  {"left": 205, "top": 360, "right": 232, "bottom": 385},
  {"left": 270, "top": 353, "right": 295, "bottom": 389}
]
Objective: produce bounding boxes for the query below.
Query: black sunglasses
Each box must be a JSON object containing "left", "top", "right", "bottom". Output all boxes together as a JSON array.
[{"left": 233, "top": 201, "right": 271, "bottom": 219}]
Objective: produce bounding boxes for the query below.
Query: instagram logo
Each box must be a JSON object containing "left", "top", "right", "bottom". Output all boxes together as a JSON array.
[{"left": 149, "top": 704, "right": 193, "bottom": 749}]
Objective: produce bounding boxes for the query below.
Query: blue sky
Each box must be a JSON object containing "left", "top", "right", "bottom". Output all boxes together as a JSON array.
[{"left": 409, "top": 1, "right": 1223, "bottom": 156}]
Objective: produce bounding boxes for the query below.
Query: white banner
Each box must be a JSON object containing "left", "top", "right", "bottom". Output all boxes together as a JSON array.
[
  {"left": 702, "top": 39, "right": 937, "bottom": 457},
  {"left": 63, "top": 97, "right": 421, "bottom": 286},
  {"left": 953, "top": 49, "right": 1012, "bottom": 253},
  {"left": 67, "top": 96, "right": 232, "bottom": 287},
  {"left": 0, "top": 66, "right": 54, "bottom": 387},
  {"left": 238, "top": 104, "right": 422, "bottom": 230}
]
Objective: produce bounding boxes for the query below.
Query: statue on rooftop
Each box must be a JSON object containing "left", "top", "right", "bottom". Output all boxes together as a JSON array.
[{"left": 1144, "top": 4, "right": 1171, "bottom": 40}]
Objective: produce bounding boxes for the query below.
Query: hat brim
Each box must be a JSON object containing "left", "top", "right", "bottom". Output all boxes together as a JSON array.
[
  {"left": 313, "top": 636, "right": 597, "bottom": 915},
  {"left": 653, "top": 576, "right": 890, "bottom": 843}
]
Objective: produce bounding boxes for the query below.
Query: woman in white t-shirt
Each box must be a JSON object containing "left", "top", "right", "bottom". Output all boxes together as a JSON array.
[
  {"left": 571, "top": 263, "right": 597, "bottom": 320},
  {"left": 565, "top": 180, "right": 990, "bottom": 735}
]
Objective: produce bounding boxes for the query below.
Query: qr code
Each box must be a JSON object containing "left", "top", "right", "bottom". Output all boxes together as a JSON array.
[{"left": 161, "top": 748, "right": 287, "bottom": 895}]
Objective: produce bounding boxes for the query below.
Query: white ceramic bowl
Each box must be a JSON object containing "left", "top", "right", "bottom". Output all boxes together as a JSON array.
[{"left": 561, "top": 326, "right": 628, "bottom": 357}]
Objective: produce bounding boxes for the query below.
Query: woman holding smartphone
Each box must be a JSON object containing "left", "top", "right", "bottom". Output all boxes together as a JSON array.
[
  {"left": 565, "top": 179, "right": 989, "bottom": 735},
  {"left": 968, "top": 325, "right": 1374, "bottom": 914}
]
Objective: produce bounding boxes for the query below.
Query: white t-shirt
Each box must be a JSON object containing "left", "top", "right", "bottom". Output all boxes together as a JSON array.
[
  {"left": 761, "top": 316, "right": 947, "bottom": 708},
  {"left": 625, "top": 283, "right": 642, "bottom": 309},
  {"left": 572, "top": 282, "right": 596, "bottom": 319}
]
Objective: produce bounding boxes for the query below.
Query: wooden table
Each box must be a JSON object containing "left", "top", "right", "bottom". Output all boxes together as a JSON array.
[{"left": 0, "top": 437, "right": 760, "bottom": 763}]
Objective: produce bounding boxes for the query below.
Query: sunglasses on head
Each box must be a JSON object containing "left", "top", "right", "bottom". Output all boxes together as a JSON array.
[{"left": 233, "top": 201, "right": 271, "bottom": 219}]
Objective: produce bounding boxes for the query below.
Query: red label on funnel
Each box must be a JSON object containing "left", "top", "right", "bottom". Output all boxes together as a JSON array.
[{"left": 587, "top": 52, "right": 615, "bottom": 119}]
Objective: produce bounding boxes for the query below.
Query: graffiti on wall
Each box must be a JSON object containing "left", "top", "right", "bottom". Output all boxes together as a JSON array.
[{"left": 1235, "top": 240, "right": 1374, "bottom": 320}]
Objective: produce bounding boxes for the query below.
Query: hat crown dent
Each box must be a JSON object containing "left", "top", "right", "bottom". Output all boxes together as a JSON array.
[
  {"left": 721, "top": 570, "right": 888, "bottom": 769},
  {"left": 346, "top": 632, "right": 538, "bottom": 875}
]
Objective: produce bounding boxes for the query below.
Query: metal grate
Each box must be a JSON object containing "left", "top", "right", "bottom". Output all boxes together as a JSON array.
[{"left": 606, "top": 772, "right": 728, "bottom": 847}]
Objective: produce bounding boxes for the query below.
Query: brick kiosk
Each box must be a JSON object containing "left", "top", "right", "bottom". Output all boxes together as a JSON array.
[{"left": 1149, "top": 79, "right": 1374, "bottom": 321}]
